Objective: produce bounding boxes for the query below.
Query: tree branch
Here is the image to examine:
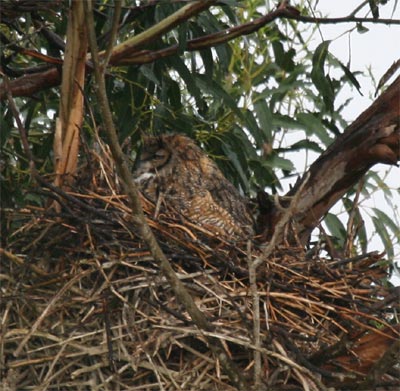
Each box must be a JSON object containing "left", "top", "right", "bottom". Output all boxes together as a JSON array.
[
  {"left": 287, "top": 14, "right": 400, "bottom": 25},
  {"left": 107, "top": 0, "right": 218, "bottom": 64},
  {"left": 262, "top": 75, "right": 400, "bottom": 244},
  {"left": 3, "top": 2, "right": 399, "bottom": 99},
  {"left": 83, "top": 1, "right": 248, "bottom": 389}
]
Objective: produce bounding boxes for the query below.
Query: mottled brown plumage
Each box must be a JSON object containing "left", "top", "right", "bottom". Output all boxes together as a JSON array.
[{"left": 133, "top": 134, "right": 254, "bottom": 240}]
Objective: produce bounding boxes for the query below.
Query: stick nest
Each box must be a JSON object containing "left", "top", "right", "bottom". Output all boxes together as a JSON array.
[{"left": 1, "top": 148, "right": 399, "bottom": 391}]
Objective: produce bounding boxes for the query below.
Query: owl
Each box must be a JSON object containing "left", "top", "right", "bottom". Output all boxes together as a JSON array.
[{"left": 133, "top": 134, "right": 254, "bottom": 240}]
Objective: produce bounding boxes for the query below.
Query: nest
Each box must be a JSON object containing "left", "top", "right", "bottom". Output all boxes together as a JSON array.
[{"left": 1, "top": 148, "right": 399, "bottom": 391}]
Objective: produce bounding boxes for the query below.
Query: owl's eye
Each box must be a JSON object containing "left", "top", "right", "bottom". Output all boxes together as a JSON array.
[{"left": 154, "top": 150, "right": 167, "bottom": 159}]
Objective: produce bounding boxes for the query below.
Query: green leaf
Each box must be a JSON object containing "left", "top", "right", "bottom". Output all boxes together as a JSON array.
[
  {"left": 311, "top": 40, "right": 334, "bottom": 111},
  {"left": 195, "top": 74, "right": 244, "bottom": 121},
  {"left": 296, "top": 112, "right": 333, "bottom": 146},
  {"left": 249, "top": 159, "right": 280, "bottom": 190},
  {"left": 312, "top": 40, "right": 331, "bottom": 70},
  {"left": 221, "top": 140, "right": 250, "bottom": 193},
  {"left": 272, "top": 114, "right": 300, "bottom": 130},
  {"left": 199, "top": 48, "right": 214, "bottom": 79},
  {"left": 272, "top": 40, "right": 295, "bottom": 72},
  {"left": 254, "top": 100, "right": 273, "bottom": 143},
  {"left": 356, "top": 23, "right": 369, "bottom": 33},
  {"left": 219, "top": 0, "right": 243, "bottom": 6},
  {"left": 168, "top": 56, "right": 205, "bottom": 111},
  {"left": 372, "top": 216, "right": 394, "bottom": 259},
  {"left": 342, "top": 198, "right": 367, "bottom": 253},
  {"left": 372, "top": 208, "right": 400, "bottom": 241},
  {"left": 287, "top": 139, "right": 323, "bottom": 153},
  {"left": 179, "top": 20, "right": 188, "bottom": 47},
  {"left": 324, "top": 213, "right": 347, "bottom": 247},
  {"left": 261, "top": 155, "right": 294, "bottom": 172},
  {"left": 139, "top": 65, "right": 160, "bottom": 85},
  {"left": 336, "top": 60, "right": 362, "bottom": 94},
  {"left": 166, "top": 79, "right": 182, "bottom": 110},
  {"left": 243, "top": 109, "right": 265, "bottom": 147}
]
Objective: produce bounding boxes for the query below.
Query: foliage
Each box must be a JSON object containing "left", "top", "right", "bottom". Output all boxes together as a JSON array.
[{"left": 1, "top": 0, "right": 399, "bottom": 260}]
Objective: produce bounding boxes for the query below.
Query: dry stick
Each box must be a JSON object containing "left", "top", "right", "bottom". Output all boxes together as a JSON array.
[
  {"left": 247, "top": 240, "right": 262, "bottom": 388},
  {"left": 0, "top": 248, "right": 48, "bottom": 277},
  {"left": 14, "top": 270, "right": 92, "bottom": 357},
  {"left": 247, "top": 173, "right": 311, "bottom": 388},
  {"left": 287, "top": 13, "right": 400, "bottom": 25},
  {"left": 101, "top": 0, "right": 121, "bottom": 70},
  {"left": 344, "top": 178, "right": 364, "bottom": 257},
  {"left": 82, "top": 1, "right": 248, "bottom": 389},
  {"left": 115, "top": 2, "right": 400, "bottom": 66},
  {"left": 260, "top": 173, "right": 310, "bottom": 262},
  {"left": 2, "top": 72, "right": 37, "bottom": 173}
]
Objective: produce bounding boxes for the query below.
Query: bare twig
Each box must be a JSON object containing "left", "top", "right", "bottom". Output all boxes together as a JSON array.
[
  {"left": 14, "top": 270, "right": 92, "bottom": 357},
  {"left": 247, "top": 240, "right": 262, "bottom": 388},
  {"left": 344, "top": 178, "right": 364, "bottom": 257},
  {"left": 260, "top": 173, "right": 311, "bottom": 265}
]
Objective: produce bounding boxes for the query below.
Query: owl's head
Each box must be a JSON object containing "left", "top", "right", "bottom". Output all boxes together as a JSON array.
[{"left": 133, "top": 134, "right": 204, "bottom": 183}]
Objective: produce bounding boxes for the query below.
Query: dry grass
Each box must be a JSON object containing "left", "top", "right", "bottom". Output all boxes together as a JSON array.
[{"left": 1, "top": 149, "right": 399, "bottom": 391}]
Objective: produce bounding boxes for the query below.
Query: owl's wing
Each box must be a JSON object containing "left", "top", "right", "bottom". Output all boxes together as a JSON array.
[
  {"left": 178, "top": 190, "right": 250, "bottom": 239},
  {"left": 199, "top": 158, "right": 254, "bottom": 234}
]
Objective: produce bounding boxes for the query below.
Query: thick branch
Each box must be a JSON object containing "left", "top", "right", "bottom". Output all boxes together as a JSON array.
[
  {"left": 108, "top": 0, "right": 217, "bottom": 63},
  {"left": 0, "top": 66, "right": 61, "bottom": 100},
  {"left": 265, "top": 75, "right": 400, "bottom": 244},
  {"left": 114, "top": 2, "right": 294, "bottom": 65}
]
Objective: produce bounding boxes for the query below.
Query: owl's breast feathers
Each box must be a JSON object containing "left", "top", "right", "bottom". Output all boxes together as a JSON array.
[{"left": 134, "top": 134, "right": 254, "bottom": 240}]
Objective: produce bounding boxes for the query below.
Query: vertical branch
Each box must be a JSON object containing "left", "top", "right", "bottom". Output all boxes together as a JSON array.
[
  {"left": 82, "top": 1, "right": 248, "bottom": 389},
  {"left": 54, "top": 0, "right": 88, "bottom": 189},
  {"left": 344, "top": 179, "right": 364, "bottom": 257},
  {"left": 2, "top": 73, "right": 38, "bottom": 175},
  {"left": 247, "top": 241, "right": 262, "bottom": 387}
]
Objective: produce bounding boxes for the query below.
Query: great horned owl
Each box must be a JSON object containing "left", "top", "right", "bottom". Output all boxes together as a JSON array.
[{"left": 133, "top": 134, "right": 254, "bottom": 240}]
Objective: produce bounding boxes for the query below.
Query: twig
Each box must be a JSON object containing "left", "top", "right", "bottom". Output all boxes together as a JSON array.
[
  {"left": 102, "top": 0, "right": 122, "bottom": 69},
  {"left": 14, "top": 269, "right": 92, "bottom": 357},
  {"left": 3, "top": 2, "right": 399, "bottom": 98},
  {"left": 260, "top": 172, "right": 311, "bottom": 265},
  {"left": 287, "top": 13, "right": 400, "bottom": 25},
  {"left": 247, "top": 240, "right": 262, "bottom": 388},
  {"left": 345, "top": 178, "right": 364, "bottom": 257},
  {"left": 328, "top": 251, "right": 381, "bottom": 267},
  {"left": 0, "top": 248, "right": 48, "bottom": 277}
]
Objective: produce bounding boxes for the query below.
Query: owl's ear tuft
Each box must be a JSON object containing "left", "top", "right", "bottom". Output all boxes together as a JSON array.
[
  {"left": 140, "top": 135, "right": 163, "bottom": 151},
  {"left": 167, "top": 134, "right": 202, "bottom": 160}
]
